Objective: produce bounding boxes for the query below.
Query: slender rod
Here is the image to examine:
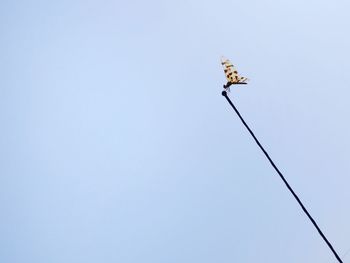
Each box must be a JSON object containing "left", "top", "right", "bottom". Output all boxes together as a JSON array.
[{"left": 221, "top": 90, "right": 342, "bottom": 263}]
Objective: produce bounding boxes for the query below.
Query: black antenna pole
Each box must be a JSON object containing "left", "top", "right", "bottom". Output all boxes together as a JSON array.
[{"left": 221, "top": 90, "right": 343, "bottom": 263}]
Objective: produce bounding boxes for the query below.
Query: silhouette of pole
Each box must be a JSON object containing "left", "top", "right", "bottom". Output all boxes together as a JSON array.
[{"left": 221, "top": 90, "right": 343, "bottom": 263}]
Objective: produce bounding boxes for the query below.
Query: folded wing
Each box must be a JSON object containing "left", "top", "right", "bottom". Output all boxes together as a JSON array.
[{"left": 221, "top": 57, "right": 248, "bottom": 84}]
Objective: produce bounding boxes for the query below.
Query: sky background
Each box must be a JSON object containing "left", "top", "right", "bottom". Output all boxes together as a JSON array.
[{"left": 1, "top": 0, "right": 350, "bottom": 262}]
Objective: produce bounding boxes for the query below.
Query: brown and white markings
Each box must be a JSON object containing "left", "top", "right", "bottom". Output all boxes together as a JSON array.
[{"left": 221, "top": 56, "right": 248, "bottom": 91}]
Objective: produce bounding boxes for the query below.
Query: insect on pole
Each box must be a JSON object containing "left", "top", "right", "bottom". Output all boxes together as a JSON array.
[{"left": 219, "top": 57, "right": 343, "bottom": 262}]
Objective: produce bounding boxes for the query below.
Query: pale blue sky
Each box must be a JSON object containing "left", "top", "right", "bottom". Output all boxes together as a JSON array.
[{"left": 1, "top": 0, "right": 350, "bottom": 262}]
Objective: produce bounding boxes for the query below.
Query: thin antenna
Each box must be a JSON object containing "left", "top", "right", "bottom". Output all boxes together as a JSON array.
[{"left": 221, "top": 90, "right": 343, "bottom": 263}]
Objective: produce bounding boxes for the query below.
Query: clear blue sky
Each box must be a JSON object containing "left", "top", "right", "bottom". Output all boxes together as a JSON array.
[{"left": 1, "top": 0, "right": 350, "bottom": 262}]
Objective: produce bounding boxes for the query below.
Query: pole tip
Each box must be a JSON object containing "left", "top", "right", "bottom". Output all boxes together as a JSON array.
[{"left": 221, "top": 90, "right": 227, "bottom": 96}]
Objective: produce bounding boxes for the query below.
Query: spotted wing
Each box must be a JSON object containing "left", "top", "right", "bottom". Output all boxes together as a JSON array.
[{"left": 221, "top": 57, "right": 248, "bottom": 84}]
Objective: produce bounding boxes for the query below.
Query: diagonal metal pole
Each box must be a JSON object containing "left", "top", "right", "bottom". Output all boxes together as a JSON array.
[{"left": 221, "top": 90, "right": 343, "bottom": 263}]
